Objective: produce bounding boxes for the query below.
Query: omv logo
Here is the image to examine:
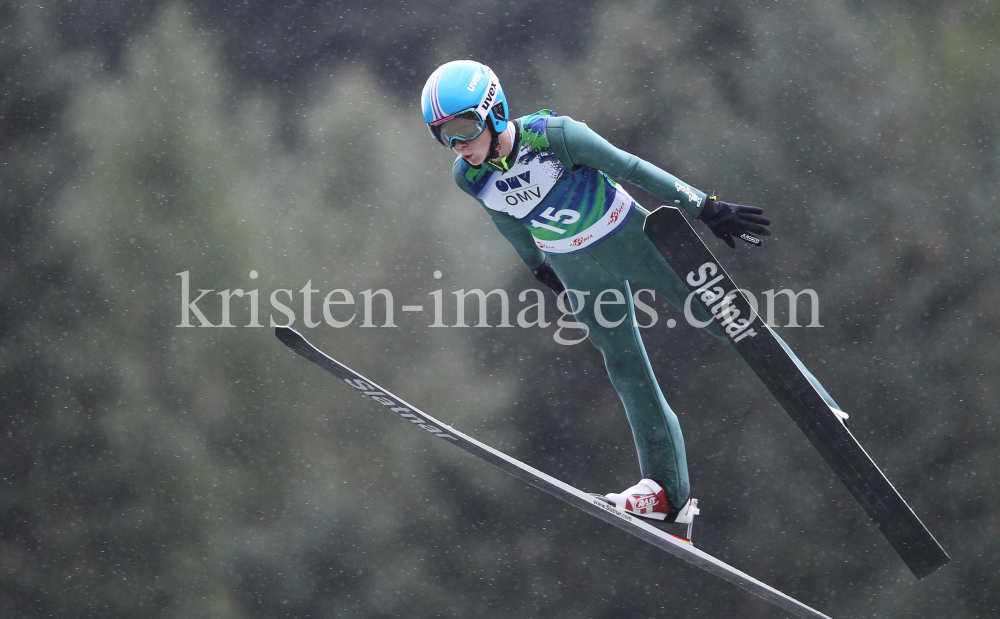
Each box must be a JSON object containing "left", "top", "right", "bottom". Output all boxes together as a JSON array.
[
  {"left": 495, "top": 171, "right": 532, "bottom": 192},
  {"left": 495, "top": 171, "right": 541, "bottom": 207}
]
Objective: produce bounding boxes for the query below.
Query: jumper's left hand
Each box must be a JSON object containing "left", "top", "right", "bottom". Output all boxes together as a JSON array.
[
  {"left": 697, "top": 198, "right": 771, "bottom": 248},
  {"left": 531, "top": 259, "right": 565, "bottom": 295}
]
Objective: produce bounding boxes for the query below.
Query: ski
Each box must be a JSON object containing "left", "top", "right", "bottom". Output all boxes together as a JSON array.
[
  {"left": 275, "top": 326, "right": 832, "bottom": 619},
  {"left": 643, "top": 205, "right": 949, "bottom": 579}
]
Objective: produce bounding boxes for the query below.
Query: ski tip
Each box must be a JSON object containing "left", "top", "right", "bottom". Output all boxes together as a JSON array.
[
  {"left": 274, "top": 325, "right": 305, "bottom": 348},
  {"left": 643, "top": 205, "right": 682, "bottom": 231}
]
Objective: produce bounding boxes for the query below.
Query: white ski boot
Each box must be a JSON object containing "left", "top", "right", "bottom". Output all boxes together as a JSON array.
[
  {"left": 595, "top": 478, "right": 699, "bottom": 526},
  {"left": 602, "top": 478, "right": 670, "bottom": 520}
]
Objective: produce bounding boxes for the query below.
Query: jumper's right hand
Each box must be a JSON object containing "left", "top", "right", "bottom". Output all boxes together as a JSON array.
[
  {"left": 531, "top": 259, "right": 565, "bottom": 294},
  {"left": 698, "top": 198, "right": 771, "bottom": 248}
]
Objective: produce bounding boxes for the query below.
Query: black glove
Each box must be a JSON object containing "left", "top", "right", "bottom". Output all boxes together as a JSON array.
[
  {"left": 697, "top": 196, "right": 771, "bottom": 248},
  {"left": 531, "top": 259, "right": 565, "bottom": 294}
]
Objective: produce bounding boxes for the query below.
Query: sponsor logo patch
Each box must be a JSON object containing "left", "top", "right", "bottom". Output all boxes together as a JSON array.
[
  {"left": 478, "top": 76, "right": 498, "bottom": 116},
  {"left": 607, "top": 202, "right": 624, "bottom": 226},
  {"left": 341, "top": 378, "right": 458, "bottom": 440},
  {"left": 467, "top": 71, "right": 482, "bottom": 91},
  {"left": 632, "top": 495, "right": 658, "bottom": 510},
  {"left": 675, "top": 181, "right": 703, "bottom": 206},
  {"left": 685, "top": 261, "right": 759, "bottom": 343}
]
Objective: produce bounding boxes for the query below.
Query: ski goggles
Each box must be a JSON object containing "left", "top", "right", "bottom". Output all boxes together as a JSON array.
[{"left": 428, "top": 109, "right": 487, "bottom": 147}]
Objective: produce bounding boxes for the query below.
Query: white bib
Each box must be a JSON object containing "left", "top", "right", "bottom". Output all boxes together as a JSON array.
[{"left": 476, "top": 147, "right": 565, "bottom": 219}]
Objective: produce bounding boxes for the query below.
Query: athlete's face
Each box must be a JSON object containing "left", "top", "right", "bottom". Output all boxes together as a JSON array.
[{"left": 450, "top": 126, "right": 492, "bottom": 166}]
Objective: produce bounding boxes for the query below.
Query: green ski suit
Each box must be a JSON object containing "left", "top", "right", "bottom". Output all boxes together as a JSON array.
[{"left": 452, "top": 110, "right": 838, "bottom": 510}]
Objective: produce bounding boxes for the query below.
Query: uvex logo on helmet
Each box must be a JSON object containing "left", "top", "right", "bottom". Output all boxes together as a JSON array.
[
  {"left": 466, "top": 71, "right": 481, "bottom": 91},
  {"left": 478, "top": 77, "right": 498, "bottom": 116}
]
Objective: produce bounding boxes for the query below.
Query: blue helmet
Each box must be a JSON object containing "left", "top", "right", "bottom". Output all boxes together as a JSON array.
[{"left": 421, "top": 60, "right": 508, "bottom": 146}]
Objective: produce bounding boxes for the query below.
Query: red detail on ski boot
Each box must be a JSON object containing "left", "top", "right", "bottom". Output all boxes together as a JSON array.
[{"left": 604, "top": 478, "right": 672, "bottom": 521}]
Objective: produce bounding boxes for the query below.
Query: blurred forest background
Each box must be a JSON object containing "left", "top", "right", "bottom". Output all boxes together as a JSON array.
[{"left": 2, "top": 0, "right": 998, "bottom": 617}]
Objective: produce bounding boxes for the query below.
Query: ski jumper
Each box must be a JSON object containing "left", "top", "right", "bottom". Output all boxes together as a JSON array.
[{"left": 453, "top": 110, "right": 838, "bottom": 509}]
